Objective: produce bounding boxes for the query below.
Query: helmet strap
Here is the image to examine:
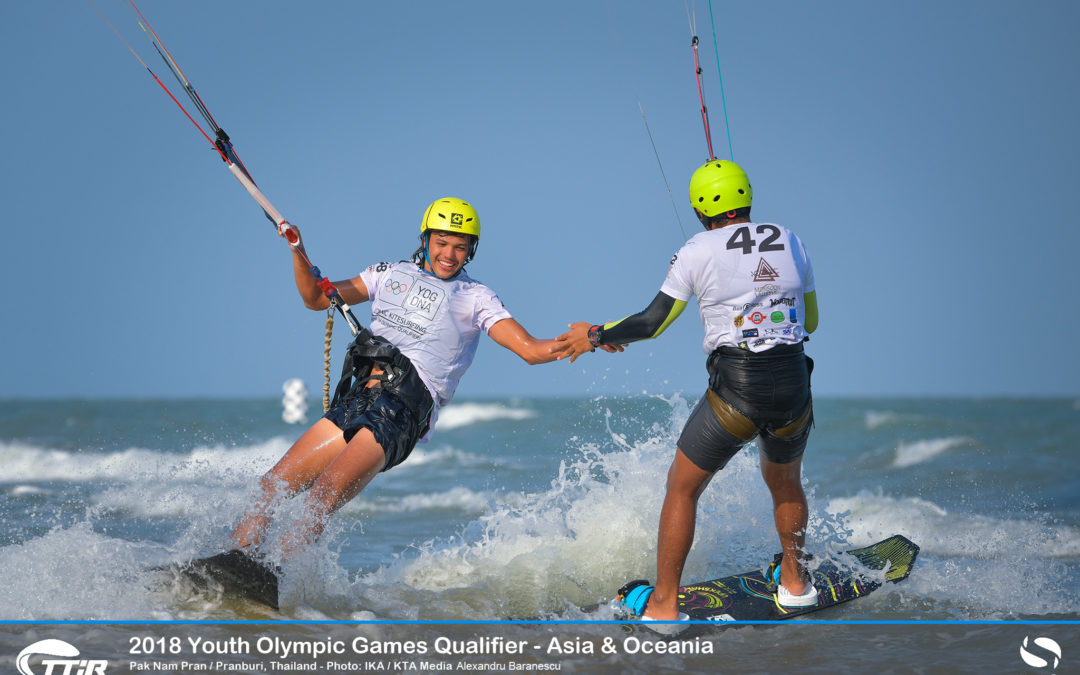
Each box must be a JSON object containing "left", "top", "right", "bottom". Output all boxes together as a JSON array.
[{"left": 422, "top": 234, "right": 433, "bottom": 273}]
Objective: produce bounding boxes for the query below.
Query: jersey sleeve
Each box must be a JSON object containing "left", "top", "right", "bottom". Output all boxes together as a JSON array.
[
  {"left": 794, "top": 236, "right": 815, "bottom": 293},
  {"left": 598, "top": 292, "right": 687, "bottom": 345},
  {"left": 473, "top": 285, "right": 513, "bottom": 333},
  {"left": 359, "top": 262, "right": 392, "bottom": 297},
  {"left": 659, "top": 243, "right": 695, "bottom": 302}
]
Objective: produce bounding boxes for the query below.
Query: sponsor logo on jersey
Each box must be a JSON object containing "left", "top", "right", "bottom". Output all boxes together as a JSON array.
[
  {"left": 749, "top": 312, "right": 767, "bottom": 324},
  {"left": 380, "top": 270, "right": 445, "bottom": 321},
  {"left": 752, "top": 258, "right": 780, "bottom": 282},
  {"left": 764, "top": 327, "right": 794, "bottom": 336},
  {"left": 789, "top": 309, "right": 799, "bottom": 323},
  {"left": 755, "top": 284, "right": 782, "bottom": 297},
  {"left": 733, "top": 302, "right": 763, "bottom": 312},
  {"left": 770, "top": 311, "right": 785, "bottom": 323},
  {"left": 770, "top": 297, "right": 796, "bottom": 307},
  {"left": 742, "top": 329, "right": 759, "bottom": 338},
  {"left": 733, "top": 315, "right": 744, "bottom": 328}
]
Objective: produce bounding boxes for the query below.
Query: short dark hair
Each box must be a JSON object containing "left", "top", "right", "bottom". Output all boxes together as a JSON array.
[{"left": 696, "top": 206, "right": 751, "bottom": 229}]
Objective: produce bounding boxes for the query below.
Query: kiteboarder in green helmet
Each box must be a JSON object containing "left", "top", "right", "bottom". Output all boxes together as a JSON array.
[{"left": 555, "top": 159, "right": 820, "bottom": 622}]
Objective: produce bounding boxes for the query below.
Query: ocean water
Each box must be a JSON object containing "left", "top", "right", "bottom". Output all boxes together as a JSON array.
[{"left": 1, "top": 395, "right": 1078, "bottom": 671}]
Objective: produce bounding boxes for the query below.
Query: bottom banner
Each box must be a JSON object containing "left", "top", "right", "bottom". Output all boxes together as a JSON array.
[{"left": 3, "top": 621, "right": 1077, "bottom": 674}]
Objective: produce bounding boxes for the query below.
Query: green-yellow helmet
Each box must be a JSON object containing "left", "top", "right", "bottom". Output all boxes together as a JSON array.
[
  {"left": 420, "top": 197, "right": 481, "bottom": 239},
  {"left": 688, "top": 159, "right": 752, "bottom": 216}
]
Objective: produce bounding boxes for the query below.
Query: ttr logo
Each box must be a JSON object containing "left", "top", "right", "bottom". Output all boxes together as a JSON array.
[
  {"left": 16, "top": 639, "right": 109, "bottom": 675},
  {"left": 1020, "top": 636, "right": 1062, "bottom": 672}
]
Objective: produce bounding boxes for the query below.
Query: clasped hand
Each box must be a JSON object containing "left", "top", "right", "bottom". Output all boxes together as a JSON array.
[{"left": 551, "top": 321, "right": 624, "bottom": 363}]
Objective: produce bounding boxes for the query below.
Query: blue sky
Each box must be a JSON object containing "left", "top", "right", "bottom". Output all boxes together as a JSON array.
[{"left": 2, "top": 1, "right": 1078, "bottom": 399}]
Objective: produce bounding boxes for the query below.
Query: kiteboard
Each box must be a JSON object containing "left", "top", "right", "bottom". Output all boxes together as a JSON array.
[
  {"left": 160, "top": 550, "right": 280, "bottom": 610},
  {"left": 618, "top": 534, "right": 919, "bottom": 623}
]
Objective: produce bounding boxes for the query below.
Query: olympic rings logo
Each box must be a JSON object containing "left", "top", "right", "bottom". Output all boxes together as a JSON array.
[{"left": 385, "top": 279, "right": 409, "bottom": 295}]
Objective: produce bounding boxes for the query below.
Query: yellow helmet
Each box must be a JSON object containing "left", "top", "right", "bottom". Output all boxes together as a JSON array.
[
  {"left": 420, "top": 197, "right": 481, "bottom": 239},
  {"left": 688, "top": 160, "right": 752, "bottom": 216}
]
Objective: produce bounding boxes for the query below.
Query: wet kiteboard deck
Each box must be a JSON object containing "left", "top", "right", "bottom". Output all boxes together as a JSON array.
[
  {"left": 158, "top": 550, "right": 280, "bottom": 610},
  {"left": 675, "top": 533, "right": 919, "bottom": 621}
]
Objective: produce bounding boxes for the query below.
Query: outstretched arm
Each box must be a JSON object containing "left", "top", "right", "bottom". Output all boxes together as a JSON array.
[
  {"left": 487, "top": 318, "right": 560, "bottom": 365},
  {"left": 553, "top": 291, "right": 687, "bottom": 363},
  {"left": 489, "top": 318, "right": 621, "bottom": 365}
]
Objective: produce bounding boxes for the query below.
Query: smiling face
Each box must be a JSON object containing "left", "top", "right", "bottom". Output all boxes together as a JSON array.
[{"left": 425, "top": 231, "right": 474, "bottom": 279}]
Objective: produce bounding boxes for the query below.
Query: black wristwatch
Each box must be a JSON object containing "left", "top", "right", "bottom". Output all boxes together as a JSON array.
[{"left": 587, "top": 324, "right": 603, "bottom": 347}]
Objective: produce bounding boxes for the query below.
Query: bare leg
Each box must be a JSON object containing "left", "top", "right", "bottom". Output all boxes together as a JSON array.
[
  {"left": 231, "top": 418, "right": 348, "bottom": 550},
  {"left": 644, "top": 449, "right": 715, "bottom": 620},
  {"left": 278, "top": 427, "right": 387, "bottom": 559},
  {"left": 760, "top": 452, "right": 809, "bottom": 594}
]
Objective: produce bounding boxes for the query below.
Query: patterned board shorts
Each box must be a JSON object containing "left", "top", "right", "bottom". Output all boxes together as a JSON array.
[
  {"left": 323, "top": 379, "right": 431, "bottom": 472},
  {"left": 678, "top": 343, "right": 814, "bottom": 472}
]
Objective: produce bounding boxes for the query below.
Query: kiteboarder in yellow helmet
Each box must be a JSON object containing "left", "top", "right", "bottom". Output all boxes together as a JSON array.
[{"left": 216, "top": 196, "right": 618, "bottom": 606}]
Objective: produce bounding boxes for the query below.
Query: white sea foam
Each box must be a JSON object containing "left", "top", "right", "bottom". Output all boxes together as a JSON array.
[
  {"left": 865, "top": 410, "right": 902, "bottom": 429},
  {"left": 0, "top": 522, "right": 175, "bottom": 620},
  {"left": 10, "top": 485, "right": 45, "bottom": 496},
  {"left": 341, "top": 487, "right": 493, "bottom": 515},
  {"left": 826, "top": 491, "right": 1080, "bottom": 616},
  {"left": 828, "top": 492, "right": 1080, "bottom": 559},
  {"left": 0, "top": 438, "right": 288, "bottom": 484},
  {"left": 91, "top": 482, "right": 248, "bottom": 519},
  {"left": 0, "top": 438, "right": 286, "bottom": 521},
  {"left": 891, "top": 436, "right": 972, "bottom": 468},
  {"left": 398, "top": 445, "right": 483, "bottom": 468},
  {"left": 434, "top": 402, "right": 537, "bottom": 431}
]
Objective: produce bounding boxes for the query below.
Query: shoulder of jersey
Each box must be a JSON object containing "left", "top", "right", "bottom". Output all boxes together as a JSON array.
[
  {"left": 456, "top": 269, "right": 482, "bottom": 287},
  {"left": 680, "top": 231, "right": 712, "bottom": 254},
  {"left": 365, "top": 261, "right": 397, "bottom": 274}
]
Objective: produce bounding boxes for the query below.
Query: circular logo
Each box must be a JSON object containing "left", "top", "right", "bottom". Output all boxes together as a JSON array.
[
  {"left": 385, "top": 279, "right": 408, "bottom": 295},
  {"left": 1020, "top": 636, "right": 1062, "bottom": 670},
  {"left": 749, "top": 312, "right": 766, "bottom": 324},
  {"left": 770, "top": 311, "right": 785, "bottom": 323},
  {"left": 734, "top": 316, "right": 744, "bottom": 328}
]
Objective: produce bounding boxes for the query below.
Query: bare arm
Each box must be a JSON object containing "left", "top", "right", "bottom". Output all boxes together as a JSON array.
[
  {"left": 286, "top": 226, "right": 369, "bottom": 310},
  {"left": 487, "top": 318, "right": 559, "bottom": 365}
]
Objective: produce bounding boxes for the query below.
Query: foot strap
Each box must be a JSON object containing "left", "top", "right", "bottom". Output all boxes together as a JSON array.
[{"left": 616, "top": 580, "right": 654, "bottom": 617}]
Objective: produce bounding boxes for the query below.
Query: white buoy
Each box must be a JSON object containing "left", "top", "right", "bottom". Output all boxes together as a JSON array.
[{"left": 282, "top": 378, "right": 308, "bottom": 424}]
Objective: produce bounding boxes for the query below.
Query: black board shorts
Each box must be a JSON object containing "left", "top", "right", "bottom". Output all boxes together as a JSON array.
[
  {"left": 323, "top": 371, "right": 433, "bottom": 472},
  {"left": 678, "top": 343, "right": 814, "bottom": 472}
]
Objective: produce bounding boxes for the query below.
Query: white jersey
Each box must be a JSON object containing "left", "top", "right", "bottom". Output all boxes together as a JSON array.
[
  {"left": 660, "top": 222, "right": 815, "bottom": 354},
  {"left": 359, "top": 261, "right": 512, "bottom": 420}
]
